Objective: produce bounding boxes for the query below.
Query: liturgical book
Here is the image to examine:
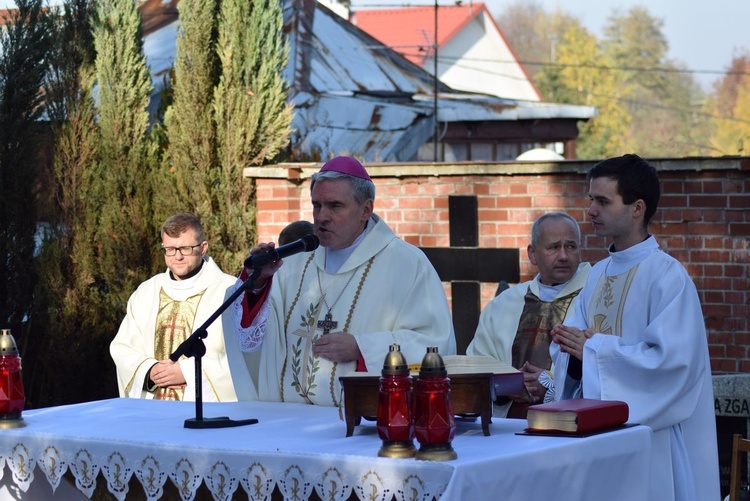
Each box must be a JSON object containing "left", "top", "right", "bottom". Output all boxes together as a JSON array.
[{"left": 525, "top": 398, "right": 629, "bottom": 434}]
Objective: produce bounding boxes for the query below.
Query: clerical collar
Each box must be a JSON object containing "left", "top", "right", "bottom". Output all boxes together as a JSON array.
[
  {"left": 324, "top": 218, "right": 373, "bottom": 274},
  {"left": 609, "top": 234, "right": 652, "bottom": 253},
  {"left": 168, "top": 257, "right": 206, "bottom": 290},
  {"left": 536, "top": 280, "right": 566, "bottom": 302}
]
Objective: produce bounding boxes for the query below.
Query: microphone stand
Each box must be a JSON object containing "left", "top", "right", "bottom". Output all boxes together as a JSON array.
[{"left": 169, "top": 268, "right": 262, "bottom": 429}]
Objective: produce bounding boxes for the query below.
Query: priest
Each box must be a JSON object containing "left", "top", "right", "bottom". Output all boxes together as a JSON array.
[
  {"left": 231, "top": 156, "right": 456, "bottom": 407},
  {"left": 551, "top": 154, "right": 720, "bottom": 500},
  {"left": 467, "top": 212, "right": 590, "bottom": 417},
  {"left": 110, "top": 213, "right": 254, "bottom": 402}
]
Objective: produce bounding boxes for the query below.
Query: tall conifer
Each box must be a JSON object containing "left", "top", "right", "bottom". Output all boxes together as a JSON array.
[
  {"left": 207, "top": 0, "right": 293, "bottom": 271},
  {"left": 90, "top": 0, "right": 160, "bottom": 307},
  {"left": 164, "top": 0, "right": 219, "bottom": 216},
  {"left": 0, "top": 0, "right": 51, "bottom": 330},
  {"left": 30, "top": 0, "right": 111, "bottom": 406}
]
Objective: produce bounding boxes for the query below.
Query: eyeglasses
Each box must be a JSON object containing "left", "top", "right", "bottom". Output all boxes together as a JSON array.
[{"left": 160, "top": 243, "right": 203, "bottom": 257}]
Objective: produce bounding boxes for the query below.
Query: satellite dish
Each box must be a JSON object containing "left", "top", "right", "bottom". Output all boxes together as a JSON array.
[{"left": 516, "top": 148, "right": 565, "bottom": 161}]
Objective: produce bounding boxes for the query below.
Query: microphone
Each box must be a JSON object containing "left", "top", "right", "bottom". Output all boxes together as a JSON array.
[{"left": 244, "top": 234, "right": 320, "bottom": 269}]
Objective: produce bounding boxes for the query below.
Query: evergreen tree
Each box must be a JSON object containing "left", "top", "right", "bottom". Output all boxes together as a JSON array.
[
  {"left": 90, "top": 0, "right": 161, "bottom": 307},
  {"left": 163, "top": 0, "right": 220, "bottom": 219},
  {"left": 0, "top": 0, "right": 52, "bottom": 332},
  {"left": 29, "top": 0, "right": 111, "bottom": 407},
  {"left": 207, "top": 0, "right": 293, "bottom": 272}
]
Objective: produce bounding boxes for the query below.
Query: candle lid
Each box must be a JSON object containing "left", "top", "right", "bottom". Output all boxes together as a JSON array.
[
  {"left": 0, "top": 329, "right": 19, "bottom": 356},
  {"left": 381, "top": 344, "right": 409, "bottom": 376}
]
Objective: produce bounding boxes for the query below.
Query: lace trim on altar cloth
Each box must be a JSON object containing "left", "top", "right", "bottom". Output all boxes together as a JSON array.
[
  {"left": 0, "top": 447, "right": 448, "bottom": 501},
  {"left": 232, "top": 278, "right": 267, "bottom": 353}
]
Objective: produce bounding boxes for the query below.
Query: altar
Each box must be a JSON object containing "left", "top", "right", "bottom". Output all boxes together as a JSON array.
[{"left": 0, "top": 398, "right": 651, "bottom": 500}]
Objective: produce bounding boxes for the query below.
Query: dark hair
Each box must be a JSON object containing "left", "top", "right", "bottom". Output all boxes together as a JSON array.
[
  {"left": 161, "top": 213, "right": 205, "bottom": 241},
  {"left": 279, "top": 220, "right": 314, "bottom": 245},
  {"left": 588, "top": 154, "right": 661, "bottom": 227}
]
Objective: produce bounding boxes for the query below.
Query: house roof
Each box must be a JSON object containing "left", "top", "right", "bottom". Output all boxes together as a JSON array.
[
  {"left": 141, "top": 0, "right": 596, "bottom": 161},
  {"left": 350, "top": 4, "right": 485, "bottom": 66},
  {"left": 349, "top": 3, "right": 542, "bottom": 101}
]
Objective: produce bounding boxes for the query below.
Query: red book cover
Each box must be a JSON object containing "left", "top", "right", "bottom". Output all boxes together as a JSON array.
[{"left": 525, "top": 398, "right": 629, "bottom": 434}]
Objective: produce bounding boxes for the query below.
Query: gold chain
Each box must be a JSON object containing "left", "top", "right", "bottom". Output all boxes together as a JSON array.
[{"left": 316, "top": 265, "right": 358, "bottom": 316}]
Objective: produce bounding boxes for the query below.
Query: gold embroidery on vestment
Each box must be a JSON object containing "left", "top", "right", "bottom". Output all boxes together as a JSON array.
[
  {"left": 153, "top": 288, "right": 205, "bottom": 401},
  {"left": 512, "top": 289, "right": 580, "bottom": 370},
  {"left": 589, "top": 265, "right": 639, "bottom": 337}
]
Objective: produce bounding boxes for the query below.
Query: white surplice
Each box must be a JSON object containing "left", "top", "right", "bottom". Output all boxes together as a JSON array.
[
  {"left": 551, "top": 236, "right": 720, "bottom": 501},
  {"left": 110, "top": 256, "right": 255, "bottom": 402},
  {"left": 232, "top": 214, "right": 456, "bottom": 407}
]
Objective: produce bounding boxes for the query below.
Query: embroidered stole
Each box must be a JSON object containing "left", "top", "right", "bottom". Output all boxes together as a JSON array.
[
  {"left": 512, "top": 289, "right": 580, "bottom": 371},
  {"left": 587, "top": 265, "right": 640, "bottom": 337},
  {"left": 282, "top": 255, "right": 374, "bottom": 406},
  {"left": 153, "top": 288, "right": 205, "bottom": 401}
]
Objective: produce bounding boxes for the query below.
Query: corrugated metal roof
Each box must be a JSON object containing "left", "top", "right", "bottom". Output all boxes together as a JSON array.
[{"left": 140, "top": 0, "right": 596, "bottom": 162}]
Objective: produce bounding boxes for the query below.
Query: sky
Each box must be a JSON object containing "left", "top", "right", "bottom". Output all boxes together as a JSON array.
[
  {"left": 348, "top": 0, "right": 750, "bottom": 91},
  {"left": 1, "top": 0, "right": 747, "bottom": 90}
]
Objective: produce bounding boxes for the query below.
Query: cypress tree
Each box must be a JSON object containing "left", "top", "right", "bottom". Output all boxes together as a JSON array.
[
  {"left": 90, "top": 0, "right": 161, "bottom": 307},
  {"left": 0, "top": 0, "right": 52, "bottom": 332},
  {"left": 207, "top": 0, "right": 293, "bottom": 272},
  {"left": 163, "top": 0, "right": 220, "bottom": 221},
  {"left": 30, "top": 0, "right": 110, "bottom": 406}
]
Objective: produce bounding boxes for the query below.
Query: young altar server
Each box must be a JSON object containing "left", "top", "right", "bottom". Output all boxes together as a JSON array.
[
  {"left": 231, "top": 156, "right": 456, "bottom": 406},
  {"left": 551, "top": 154, "right": 720, "bottom": 500}
]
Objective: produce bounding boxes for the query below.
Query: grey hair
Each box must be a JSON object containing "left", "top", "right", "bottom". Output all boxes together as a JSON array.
[
  {"left": 310, "top": 170, "right": 376, "bottom": 205},
  {"left": 530, "top": 212, "right": 581, "bottom": 247}
]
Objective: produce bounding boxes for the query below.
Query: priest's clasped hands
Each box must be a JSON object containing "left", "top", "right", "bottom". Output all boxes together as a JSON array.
[
  {"left": 149, "top": 359, "right": 187, "bottom": 389},
  {"left": 551, "top": 324, "right": 594, "bottom": 361}
]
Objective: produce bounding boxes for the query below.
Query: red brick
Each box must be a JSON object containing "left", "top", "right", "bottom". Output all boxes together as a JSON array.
[
  {"left": 689, "top": 195, "right": 729, "bottom": 208},
  {"left": 727, "top": 345, "right": 748, "bottom": 358},
  {"left": 712, "top": 359, "right": 738, "bottom": 372},
  {"left": 472, "top": 184, "right": 490, "bottom": 196},
  {"left": 688, "top": 222, "right": 729, "bottom": 235},
  {"left": 729, "top": 195, "right": 750, "bottom": 208},
  {"left": 662, "top": 180, "right": 684, "bottom": 193},
  {"left": 729, "top": 223, "right": 750, "bottom": 236},
  {"left": 660, "top": 195, "right": 689, "bottom": 207},
  {"left": 708, "top": 345, "right": 726, "bottom": 358},
  {"left": 682, "top": 209, "right": 703, "bottom": 222},
  {"left": 495, "top": 196, "right": 532, "bottom": 208}
]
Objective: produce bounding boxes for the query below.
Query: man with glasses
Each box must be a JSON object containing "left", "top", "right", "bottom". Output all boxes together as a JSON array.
[{"left": 110, "top": 213, "right": 253, "bottom": 402}]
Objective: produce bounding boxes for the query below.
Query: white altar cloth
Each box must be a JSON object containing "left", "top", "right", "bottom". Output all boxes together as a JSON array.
[{"left": 0, "top": 398, "right": 651, "bottom": 500}]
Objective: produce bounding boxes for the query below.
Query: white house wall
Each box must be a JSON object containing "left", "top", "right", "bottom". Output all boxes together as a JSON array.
[{"left": 424, "top": 11, "right": 540, "bottom": 102}]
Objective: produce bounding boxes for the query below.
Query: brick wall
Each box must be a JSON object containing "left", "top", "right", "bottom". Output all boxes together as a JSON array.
[{"left": 245, "top": 157, "right": 750, "bottom": 374}]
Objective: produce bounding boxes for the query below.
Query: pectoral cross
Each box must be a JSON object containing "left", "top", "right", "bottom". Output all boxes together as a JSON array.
[{"left": 317, "top": 312, "right": 338, "bottom": 334}]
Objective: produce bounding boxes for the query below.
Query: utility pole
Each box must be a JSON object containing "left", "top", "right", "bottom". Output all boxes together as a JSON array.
[{"left": 433, "top": 0, "right": 439, "bottom": 162}]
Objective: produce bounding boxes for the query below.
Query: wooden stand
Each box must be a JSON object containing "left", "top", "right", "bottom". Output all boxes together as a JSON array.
[{"left": 339, "top": 372, "right": 523, "bottom": 437}]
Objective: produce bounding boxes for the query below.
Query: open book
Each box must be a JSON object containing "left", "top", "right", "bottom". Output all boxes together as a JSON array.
[
  {"left": 526, "top": 398, "right": 629, "bottom": 434},
  {"left": 414, "top": 355, "right": 523, "bottom": 398},
  {"left": 351, "top": 354, "right": 523, "bottom": 397}
]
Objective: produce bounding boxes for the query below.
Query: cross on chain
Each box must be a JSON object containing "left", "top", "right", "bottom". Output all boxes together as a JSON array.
[{"left": 317, "top": 312, "right": 338, "bottom": 335}]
